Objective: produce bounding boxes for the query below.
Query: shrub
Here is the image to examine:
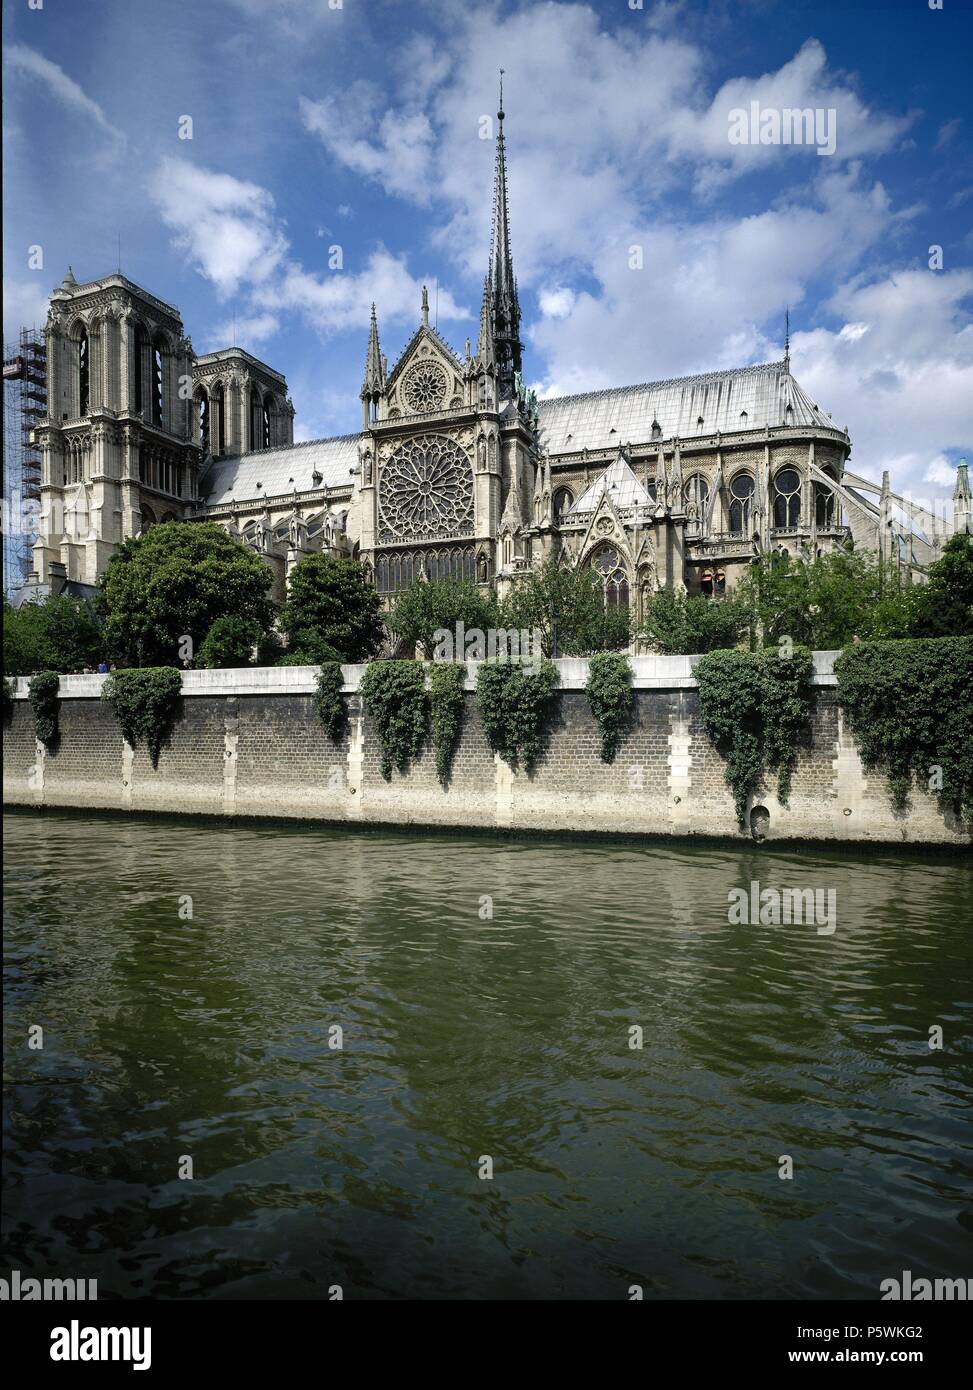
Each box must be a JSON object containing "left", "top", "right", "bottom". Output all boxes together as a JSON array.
[
  {"left": 641, "top": 590, "right": 747, "bottom": 655},
  {"left": 360, "top": 660, "right": 428, "bottom": 779},
  {"left": 103, "top": 667, "right": 183, "bottom": 767},
  {"left": 27, "top": 671, "right": 60, "bottom": 752},
  {"left": 315, "top": 662, "right": 347, "bottom": 743},
  {"left": 834, "top": 637, "right": 972, "bottom": 820},
  {"left": 4, "top": 595, "right": 104, "bottom": 675},
  {"left": 429, "top": 663, "right": 466, "bottom": 784},
  {"left": 197, "top": 615, "right": 262, "bottom": 669},
  {"left": 586, "top": 652, "right": 634, "bottom": 762},
  {"left": 476, "top": 658, "right": 560, "bottom": 770}
]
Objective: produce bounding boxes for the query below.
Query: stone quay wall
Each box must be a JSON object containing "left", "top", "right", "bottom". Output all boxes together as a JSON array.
[{"left": 4, "top": 656, "right": 968, "bottom": 846}]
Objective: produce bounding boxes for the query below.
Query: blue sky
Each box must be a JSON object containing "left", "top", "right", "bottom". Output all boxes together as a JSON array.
[{"left": 4, "top": 0, "right": 971, "bottom": 502}]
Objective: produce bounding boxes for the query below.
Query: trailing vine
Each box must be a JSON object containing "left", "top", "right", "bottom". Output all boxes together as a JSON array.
[
  {"left": 315, "top": 662, "right": 347, "bottom": 744},
  {"left": 835, "top": 637, "right": 972, "bottom": 821},
  {"left": 28, "top": 671, "right": 60, "bottom": 752},
  {"left": 586, "top": 653, "right": 634, "bottom": 763},
  {"left": 102, "top": 667, "right": 183, "bottom": 768},
  {"left": 761, "top": 644, "right": 814, "bottom": 805},
  {"left": 429, "top": 663, "right": 466, "bottom": 785},
  {"left": 360, "top": 659, "right": 428, "bottom": 780},
  {"left": 476, "top": 658, "right": 560, "bottom": 770},
  {"left": 2, "top": 676, "right": 14, "bottom": 728},
  {"left": 694, "top": 645, "right": 814, "bottom": 827},
  {"left": 694, "top": 649, "right": 764, "bottom": 826}
]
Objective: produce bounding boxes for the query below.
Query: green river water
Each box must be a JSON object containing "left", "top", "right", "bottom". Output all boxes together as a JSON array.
[{"left": 3, "top": 811, "right": 971, "bottom": 1299}]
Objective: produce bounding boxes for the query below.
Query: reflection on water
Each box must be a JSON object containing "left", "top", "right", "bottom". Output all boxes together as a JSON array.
[{"left": 2, "top": 812, "right": 971, "bottom": 1300}]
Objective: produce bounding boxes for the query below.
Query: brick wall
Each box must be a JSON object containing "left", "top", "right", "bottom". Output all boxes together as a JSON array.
[{"left": 3, "top": 662, "right": 968, "bottom": 846}]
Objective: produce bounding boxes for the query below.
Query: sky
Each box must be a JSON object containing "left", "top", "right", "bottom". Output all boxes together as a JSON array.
[{"left": 3, "top": 0, "right": 972, "bottom": 505}]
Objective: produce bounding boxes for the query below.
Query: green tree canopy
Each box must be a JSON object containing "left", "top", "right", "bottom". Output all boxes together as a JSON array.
[
  {"left": 197, "top": 615, "right": 262, "bottom": 669},
  {"left": 388, "top": 579, "right": 498, "bottom": 658},
  {"left": 97, "top": 522, "right": 275, "bottom": 667},
  {"left": 910, "top": 533, "right": 973, "bottom": 638},
  {"left": 279, "top": 553, "right": 384, "bottom": 663},
  {"left": 640, "top": 590, "right": 748, "bottom": 655},
  {"left": 500, "top": 558, "right": 630, "bottom": 656},
  {"left": 4, "top": 594, "right": 104, "bottom": 676},
  {"left": 736, "top": 550, "right": 917, "bottom": 649}
]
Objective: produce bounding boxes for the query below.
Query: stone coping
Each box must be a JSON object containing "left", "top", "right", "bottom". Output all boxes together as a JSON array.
[{"left": 10, "top": 651, "right": 839, "bottom": 698}]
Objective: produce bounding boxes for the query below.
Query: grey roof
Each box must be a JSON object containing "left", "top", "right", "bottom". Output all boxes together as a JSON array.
[
  {"left": 537, "top": 361, "right": 836, "bottom": 455},
  {"left": 568, "top": 454, "right": 652, "bottom": 516},
  {"left": 201, "top": 436, "right": 358, "bottom": 507}
]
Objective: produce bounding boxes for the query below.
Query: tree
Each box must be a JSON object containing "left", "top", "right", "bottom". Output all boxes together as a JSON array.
[
  {"left": 279, "top": 554, "right": 384, "bottom": 663},
  {"left": 388, "top": 579, "right": 498, "bottom": 658},
  {"left": 640, "top": 590, "right": 747, "bottom": 654},
  {"left": 197, "top": 615, "right": 262, "bottom": 669},
  {"left": 98, "top": 521, "right": 275, "bottom": 667},
  {"left": 910, "top": 533, "right": 973, "bottom": 638},
  {"left": 3, "top": 595, "right": 104, "bottom": 675},
  {"left": 736, "top": 550, "right": 916, "bottom": 649},
  {"left": 500, "top": 558, "right": 630, "bottom": 656}
]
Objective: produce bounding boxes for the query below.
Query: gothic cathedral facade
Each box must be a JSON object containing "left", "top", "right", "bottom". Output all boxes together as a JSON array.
[{"left": 19, "top": 103, "right": 971, "bottom": 621}]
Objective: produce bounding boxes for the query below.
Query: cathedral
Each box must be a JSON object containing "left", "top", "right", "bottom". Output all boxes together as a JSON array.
[{"left": 19, "top": 101, "right": 971, "bottom": 627}]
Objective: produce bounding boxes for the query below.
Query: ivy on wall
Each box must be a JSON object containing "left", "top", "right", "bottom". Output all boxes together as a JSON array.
[
  {"left": 28, "top": 671, "right": 60, "bottom": 752},
  {"left": 586, "top": 653, "right": 634, "bottom": 763},
  {"left": 476, "top": 659, "right": 560, "bottom": 771},
  {"left": 2, "top": 676, "right": 14, "bottom": 728},
  {"left": 315, "top": 662, "right": 347, "bottom": 744},
  {"left": 694, "top": 645, "right": 814, "bottom": 827},
  {"left": 102, "top": 667, "right": 183, "bottom": 768},
  {"left": 429, "top": 663, "right": 466, "bottom": 785},
  {"left": 835, "top": 637, "right": 972, "bottom": 821},
  {"left": 360, "top": 659, "right": 428, "bottom": 780}
]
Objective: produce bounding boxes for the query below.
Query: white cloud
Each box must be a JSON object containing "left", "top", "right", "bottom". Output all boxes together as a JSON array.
[
  {"left": 208, "top": 312, "right": 280, "bottom": 350},
  {"left": 150, "top": 157, "right": 287, "bottom": 297},
  {"left": 148, "top": 157, "right": 467, "bottom": 343},
  {"left": 538, "top": 286, "right": 576, "bottom": 319},
  {"left": 6, "top": 43, "right": 125, "bottom": 153},
  {"left": 3, "top": 277, "right": 50, "bottom": 342},
  {"left": 255, "top": 249, "right": 467, "bottom": 338}
]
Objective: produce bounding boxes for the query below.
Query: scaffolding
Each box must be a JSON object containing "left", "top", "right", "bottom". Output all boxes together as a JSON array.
[{"left": 3, "top": 327, "right": 46, "bottom": 594}]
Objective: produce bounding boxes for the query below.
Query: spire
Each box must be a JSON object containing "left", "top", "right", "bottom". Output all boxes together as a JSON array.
[
  {"left": 476, "top": 276, "right": 495, "bottom": 367},
  {"left": 784, "top": 307, "right": 790, "bottom": 370},
  {"left": 361, "top": 303, "right": 384, "bottom": 397},
  {"left": 488, "top": 69, "right": 523, "bottom": 399}
]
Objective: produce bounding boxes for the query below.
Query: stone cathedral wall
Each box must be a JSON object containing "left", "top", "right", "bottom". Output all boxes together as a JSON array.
[{"left": 4, "top": 660, "right": 968, "bottom": 847}]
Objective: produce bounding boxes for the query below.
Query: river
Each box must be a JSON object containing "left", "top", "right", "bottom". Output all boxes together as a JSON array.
[{"left": 3, "top": 811, "right": 971, "bottom": 1299}]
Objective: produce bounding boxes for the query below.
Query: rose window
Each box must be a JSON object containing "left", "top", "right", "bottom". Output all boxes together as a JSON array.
[
  {"left": 378, "top": 434, "right": 474, "bottom": 542},
  {"left": 402, "top": 361, "right": 448, "bottom": 413}
]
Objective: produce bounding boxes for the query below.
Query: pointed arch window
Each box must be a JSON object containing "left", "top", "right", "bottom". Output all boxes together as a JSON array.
[
  {"left": 77, "top": 327, "right": 89, "bottom": 416},
  {"left": 213, "top": 382, "right": 225, "bottom": 455},
  {"left": 773, "top": 468, "right": 801, "bottom": 527},
  {"left": 195, "top": 389, "right": 210, "bottom": 452},
  {"left": 684, "top": 474, "right": 710, "bottom": 516},
  {"left": 152, "top": 338, "right": 165, "bottom": 426},
  {"left": 815, "top": 480, "right": 836, "bottom": 528},
  {"left": 553, "top": 487, "right": 574, "bottom": 524},
  {"left": 250, "top": 386, "right": 262, "bottom": 449},
  {"left": 589, "top": 544, "right": 629, "bottom": 612},
  {"left": 262, "top": 396, "right": 272, "bottom": 449},
  {"left": 728, "top": 473, "right": 754, "bottom": 534}
]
